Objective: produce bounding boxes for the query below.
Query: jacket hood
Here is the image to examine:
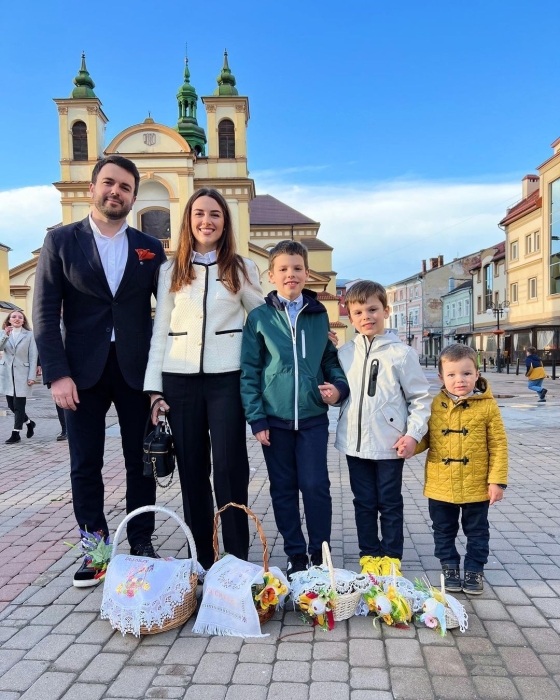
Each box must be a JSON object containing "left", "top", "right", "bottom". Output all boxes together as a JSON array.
[
  {"left": 350, "top": 330, "right": 402, "bottom": 349},
  {"left": 441, "top": 376, "right": 494, "bottom": 402},
  {"left": 265, "top": 289, "right": 326, "bottom": 315}
]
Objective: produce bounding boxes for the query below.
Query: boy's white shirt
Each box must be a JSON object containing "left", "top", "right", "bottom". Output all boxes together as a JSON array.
[{"left": 335, "top": 331, "right": 431, "bottom": 460}]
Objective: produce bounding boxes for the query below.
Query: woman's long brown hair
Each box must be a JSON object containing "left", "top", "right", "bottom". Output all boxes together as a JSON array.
[
  {"left": 170, "top": 188, "right": 249, "bottom": 294},
  {"left": 2, "top": 310, "right": 31, "bottom": 331}
]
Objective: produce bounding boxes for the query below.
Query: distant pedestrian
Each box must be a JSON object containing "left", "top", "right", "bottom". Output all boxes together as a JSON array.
[
  {"left": 0, "top": 310, "right": 38, "bottom": 444},
  {"left": 525, "top": 347, "right": 547, "bottom": 402},
  {"left": 416, "top": 344, "right": 508, "bottom": 595}
]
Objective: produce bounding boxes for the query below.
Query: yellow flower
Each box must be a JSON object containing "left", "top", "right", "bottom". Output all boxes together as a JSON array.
[
  {"left": 116, "top": 584, "right": 123, "bottom": 594},
  {"left": 143, "top": 583, "right": 150, "bottom": 591}
]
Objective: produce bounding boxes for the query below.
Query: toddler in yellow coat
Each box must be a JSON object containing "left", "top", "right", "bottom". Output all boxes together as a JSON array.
[{"left": 416, "top": 344, "right": 508, "bottom": 595}]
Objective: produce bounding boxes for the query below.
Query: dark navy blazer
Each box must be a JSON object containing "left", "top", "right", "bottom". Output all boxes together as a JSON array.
[{"left": 33, "top": 217, "right": 166, "bottom": 391}]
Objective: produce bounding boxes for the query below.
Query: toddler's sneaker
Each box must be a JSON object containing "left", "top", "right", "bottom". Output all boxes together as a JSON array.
[
  {"left": 360, "top": 555, "right": 382, "bottom": 576},
  {"left": 539, "top": 388, "right": 548, "bottom": 402},
  {"left": 463, "top": 570, "right": 484, "bottom": 595},
  {"left": 441, "top": 564, "right": 462, "bottom": 592},
  {"left": 379, "top": 556, "right": 402, "bottom": 577},
  {"left": 286, "top": 553, "right": 309, "bottom": 581}
]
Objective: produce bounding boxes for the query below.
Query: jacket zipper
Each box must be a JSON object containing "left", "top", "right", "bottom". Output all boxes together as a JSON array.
[
  {"left": 283, "top": 304, "right": 307, "bottom": 431},
  {"left": 301, "top": 330, "right": 306, "bottom": 358},
  {"left": 199, "top": 265, "right": 210, "bottom": 373},
  {"left": 356, "top": 336, "right": 374, "bottom": 452}
]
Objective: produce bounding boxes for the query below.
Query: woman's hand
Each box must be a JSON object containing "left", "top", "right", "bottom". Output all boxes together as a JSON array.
[
  {"left": 150, "top": 394, "right": 170, "bottom": 425},
  {"left": 27, "top": 379, "right": 34, "bottom": 386},
  {"left": 4, "top": 326, "right": 13, "bottom": 335}
]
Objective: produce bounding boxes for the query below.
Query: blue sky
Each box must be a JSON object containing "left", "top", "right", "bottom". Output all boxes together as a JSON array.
[{"left": 1, "top": 0, "right": 559, "bottom": 280}]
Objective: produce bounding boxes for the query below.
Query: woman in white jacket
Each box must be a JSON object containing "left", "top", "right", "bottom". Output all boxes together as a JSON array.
[
  {"left": 144, "top": 188, "right": 264, "bottom": 569},
  {"left": 0, "top": 310, "right": 38, "bottom": 444}
]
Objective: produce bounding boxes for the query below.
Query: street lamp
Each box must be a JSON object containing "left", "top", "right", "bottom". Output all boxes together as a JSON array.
[
  {"left": 406, "top": 314, "right": 414, "bottom": 346},
  {"left": 486, "top": 301, "right": 510, "bottom": 372}
]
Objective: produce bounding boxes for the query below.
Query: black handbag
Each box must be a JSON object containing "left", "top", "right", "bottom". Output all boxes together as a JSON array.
[{"left": 143, "top": 400, "right": 175, "bottom": 488}]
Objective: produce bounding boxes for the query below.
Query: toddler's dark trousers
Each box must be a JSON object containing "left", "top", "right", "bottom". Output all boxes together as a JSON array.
[{"left": 428, "top": 498, "right": 490, "bottom": 573}]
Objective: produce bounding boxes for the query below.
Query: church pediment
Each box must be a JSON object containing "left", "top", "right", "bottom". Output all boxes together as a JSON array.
[{"left": 105, "top": 122, "right": 191, "bottom": 155}]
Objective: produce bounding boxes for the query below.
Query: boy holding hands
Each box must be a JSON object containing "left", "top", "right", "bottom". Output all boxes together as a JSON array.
[
  {"left": 334, "top": 281, "right": 431, "bottom": 577},
  {"left": 416, "top": 344, "right": 508, "bottom": 594},
  {"left": 241, "top": 241, "right": 348, "bottom": 579}
]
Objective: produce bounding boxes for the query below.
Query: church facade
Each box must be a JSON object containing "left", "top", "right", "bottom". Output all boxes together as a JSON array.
[{"left": 10, "top": 53, "right": 350, "bottom": 339}]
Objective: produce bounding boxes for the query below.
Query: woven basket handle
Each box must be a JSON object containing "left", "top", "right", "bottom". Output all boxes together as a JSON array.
[
  {"left": 111, "top": 505, "right": 198, "bottom": 569},
  {"left": 321, "top": 541, "right": 336, "bottom": 593},
  {"left": 213, "top": 502, "right": 269, "bottom": 572}
]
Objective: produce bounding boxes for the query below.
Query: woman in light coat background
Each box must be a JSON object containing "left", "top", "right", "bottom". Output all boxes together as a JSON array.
[{"left": 0, "top": 310, "right": 38, "bottom": 444}]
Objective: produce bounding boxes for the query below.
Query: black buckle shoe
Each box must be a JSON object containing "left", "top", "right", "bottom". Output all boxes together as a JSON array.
[
  {"left": 130, "top": 542, "right": 160, "bottom": 559},
  {"left": 73, "top": 556, "right": 103, "bottom": 588},
  {"left": 442, "top": 564, "right": 462, "bottom": 592},
  {"left": 463, "top": 570, "right": 484, "bottom": 595},
  {"left": 56, "top": 431, "right": 68, "bottom": 441},
  {"left": 26, "top": 420, "right": 36, "bottom": 438},
  {"left": 286, "top": 553, "right": 309, "bottom": 581},
  {"left": 5, "top": 431, "right": 21, "bottom": 444}
]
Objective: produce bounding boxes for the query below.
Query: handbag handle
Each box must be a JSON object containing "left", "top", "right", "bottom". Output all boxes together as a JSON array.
[
  {"left": 144, "top": 398, "right": 169, "bottom": 440},
  {"left": 213, "top": 502, "right": 269, "bottom": 572},
  {"left": 111, "top": 505, "right": 198, "bottom": 569},
  {"left": 320, "top": 541, "right": 337, "bottom": 594}
]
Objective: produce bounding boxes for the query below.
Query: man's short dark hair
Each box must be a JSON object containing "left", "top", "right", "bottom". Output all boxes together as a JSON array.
[
  {"left": 526, "top": 346, "right": 537, "bottom": 354},
  {"left": 438, "top": 344, "right": 478, "bottom": 374},
  {"left": 345, "top": 280, "right": 388, "bottom": 312},
  {"left": 91, "top": 156, "right": 140, "bottom": 196},
  {"left": 268, "top": 240, "right": 309, "bottom": 271}
]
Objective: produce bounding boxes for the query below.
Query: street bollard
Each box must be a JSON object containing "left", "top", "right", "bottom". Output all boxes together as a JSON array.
[
  {"left": 553, "top": 359, "right": 557, "bottom": 381},
  {"left": 483, "top": 359, "right": 487, "bottom": 373},
  {"left": 425, "top": 357, "right": 428, "bottom": 368},
  {"left": 434, "top": 357, "right": 437, "bottom": 368},
  {"left": 506, "top": 358, "right": 510, "bottom": 374}
]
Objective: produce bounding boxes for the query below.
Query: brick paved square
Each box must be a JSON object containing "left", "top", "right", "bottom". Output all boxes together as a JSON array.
[
  {"left": 498, "top": 647, "right": 548, "bottom": 676},
  {"left": 390, "top": 667, "right": 433, "bottom": 699},
  {"left": 513, "top": 677, "right": 560, "bottom": 700},
  {"left": 348, "top": 639, "right": 385, "bottom": 667},
  {"left": 184, "top": 687, "right": 227, "bottom": 700},
  {"left": 267, "top": 683, "right": 309, "bottom": 700},
  {"left": 385, "top": 639, "right": 423, "bottom": 667},
  {"left": 106, "top": 666, "right": 157, "bottom": 697},
  {"left": 272, "top": 660, "right": 311, "bottom": 682},
  {"left": 277, "top": 642, "right": 312, "bottom": 660},
  {"left": 309, "top": 681, "right": 350, "bottom": 700},
  {"left": 18, "top": 671, "right": 75, "bottom": 700},
  {"left": 231, "top": 663, "right": 272, "bottom": 685},
  {"left": 52, "top": 644, "right": 102, "bottom": 673},
  {"left": 0, "top": 649, "right": 25, "bottom": 675},
  {"left": 78, "top": 652, "right": 128, "bottom": 683},
  {"left": 431, "top": 676, "right": 477, "bottom": 699},
  {"left": 472, "top": 675, "right": 520, "bottom": 699},
  {"left": 23, "top": 633, "right": 74, "bottom": 660},
  {"left": 238, "top": 644, "right": 276, "bottom": 663},
  {"left": 424, "top": 646, "right": 467, "bottom": 675},
  {"left": 349, "top": 668, "right": 390, "bottom": 690},
  {"left": 0, "top": 659, "right": 50, "bottom": 692},
  {"left": 311, "top": 660, "right": 349, "bottom": 682},
  {"left": 225, "top": 687, "right": 267, "bottom": 700},
  {"left": 192, "top": 654, "right": 238, "bottom": 684},
  {"left": 313, "top": 641, "right": 347, "bottom": 660},
  {"left": 59, "top": 683, "right": 107, "bottom": 700}
]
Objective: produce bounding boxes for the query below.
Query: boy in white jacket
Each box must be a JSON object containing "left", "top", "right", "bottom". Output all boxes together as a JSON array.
[{"left": 333, "top": 281, "right": 431, "bottom": 576}]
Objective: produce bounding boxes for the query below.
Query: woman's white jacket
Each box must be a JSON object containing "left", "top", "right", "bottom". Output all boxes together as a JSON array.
[
  {"left": 0, "top": 329, "right": 38, "bottom": 398},
  {"left": 144, "top": 257, "right": 264, "bottom": 393},
  {"left": 335, "top": 331, "right": 431, "bottom": 460}
]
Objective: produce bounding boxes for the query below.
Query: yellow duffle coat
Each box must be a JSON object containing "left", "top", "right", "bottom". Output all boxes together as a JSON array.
[{"left": 415, "top": 378, "right": 508, "bottom": 504}]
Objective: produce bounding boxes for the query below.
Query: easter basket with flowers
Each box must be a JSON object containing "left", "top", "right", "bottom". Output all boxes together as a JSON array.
[{"left": 414, "top": 575, "right": 468, "bottom": 635}]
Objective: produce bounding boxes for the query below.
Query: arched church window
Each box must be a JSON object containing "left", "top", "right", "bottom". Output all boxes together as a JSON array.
[
  {"left": 218, "top": 119, "right": 235, "bottom": 159},
  {"left": 72, "top": 121, "right": 88, "bottom": 161}
]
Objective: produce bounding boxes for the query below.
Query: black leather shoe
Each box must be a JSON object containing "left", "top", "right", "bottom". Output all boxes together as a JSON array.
[
  {"left": 310, "top": 551, "right": 324, "bottom": 567},
  {"left": 130, "top": 542, "right": 160, "bottom": 558},
  {"left": 442, "top": 564, "right": 462, "bottom": 592},
  {"left": 73, "top": 556, "right": 102, "bottom": 588},
  {"left": 5, "top": 431, "right": 21, "bottom": 444},
  {"left": 26, "top": 420, "right": 36, "bottom": 438},
  {"left": 56, "top": 431, "right": 68, "bottom": 441},
  {"left": 286, "top": 553, "right": 309, "bottom": 581},
  {"left": 463, "top": 570, "right": 484, "bottom": 595}
]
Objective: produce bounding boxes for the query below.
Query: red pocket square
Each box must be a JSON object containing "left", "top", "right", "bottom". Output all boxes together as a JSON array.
[{"left": 136, "top": 248, "right": 156, "bottom": 261}]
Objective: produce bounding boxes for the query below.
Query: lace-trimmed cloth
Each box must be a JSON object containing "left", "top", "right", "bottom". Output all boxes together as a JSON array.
[
  {"left": 100, "top": 554, "right": 203, "bottom": 637},
  {"left": 193, "top": 554, "right": 289, "bottom": 638},
  {"left": 290, "top": 565, "right": 373, "bottom": 605}
]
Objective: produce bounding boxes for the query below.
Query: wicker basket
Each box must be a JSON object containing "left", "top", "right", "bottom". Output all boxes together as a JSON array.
[
  {"left": 320, "top": 542, "right": 362, "bottom": 622},
  {"left": 213, "top": 502, "right": 275, "bottom": 625},
  {"left": 110, "top": 505, "right": 199, "bottom": 635},
  {"left": 439, "top": 575, "right": 459, "bottom": 630}
]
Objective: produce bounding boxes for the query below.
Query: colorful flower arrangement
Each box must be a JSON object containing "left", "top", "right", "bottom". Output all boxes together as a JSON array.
[
  {"left": 363, "top": 582, "right": 412, "bottom": 628},
  {"left": 66, "top": 529, "right": 112, "bottom": 582},
  {"left": 116, "top": 562, "right": 154, "bottom": 598},
  {"left": 252, "top": 572, "right": 288, "bottom": 612},
  {"left": 414, "top": 577, "right": 451, "bottom": 637},
  {"left": 298, "top": 588, "right": 337, "bottom": 630}
]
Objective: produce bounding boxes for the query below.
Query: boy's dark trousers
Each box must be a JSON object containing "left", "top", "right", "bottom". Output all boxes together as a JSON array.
[
  {"left": 428, "top": 498, "right": 490, "bottom": 573},
  {"left": 262, "top": 422, "right": 331, "bottom": 558},
  {"left": 346, "top": 456, "right": 404, "bottom": 559}
]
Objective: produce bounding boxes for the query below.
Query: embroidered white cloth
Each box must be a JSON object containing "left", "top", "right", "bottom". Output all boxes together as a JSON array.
[
  {"left": 100, "top": 554, "right": 203, "bottom": 637},
  {"left": 193, "top": 555, "right": 289, "bottom": 638},
  {"left": 290, "top": 564, "right": 372, "bottom": 600}
]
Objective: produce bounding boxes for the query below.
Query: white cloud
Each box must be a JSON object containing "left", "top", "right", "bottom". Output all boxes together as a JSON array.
[
  {"left": 0, "top": 185, "right": 60, "bottom": 267},
  {"left": 254, "top": 178, "right": 521, "bottom": 284}
]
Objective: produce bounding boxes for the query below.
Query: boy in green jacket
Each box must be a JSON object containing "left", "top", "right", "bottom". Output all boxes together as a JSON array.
[{"left": 241, "top": 240, "right": 348, "bottom": 579}]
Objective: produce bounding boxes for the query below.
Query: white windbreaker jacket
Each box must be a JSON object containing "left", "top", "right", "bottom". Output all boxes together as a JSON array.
[
  {"left": 143, "top": 257, "right": 264, "bottom": 393},
  {"left": 335, "top": 331, "right": 431, "bottom": 460}
]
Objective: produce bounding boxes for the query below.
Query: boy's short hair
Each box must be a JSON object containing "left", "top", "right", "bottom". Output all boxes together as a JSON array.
[
  {"left": 345, "top": 280, "right": 388, "bottom": 312},
  {"left": 526, "top": 346, "right": 537, "bottom": 354},
  {"left": 438, "top": 344, "right": 478, "bottom": 373},
  {"left": 268, "top": 240, "right": 309, "bottom": 271}
]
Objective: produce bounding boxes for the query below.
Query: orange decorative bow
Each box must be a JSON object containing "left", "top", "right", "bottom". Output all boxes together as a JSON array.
[{"left": 136, "top": 248, "right": 156, "bottom": 261}]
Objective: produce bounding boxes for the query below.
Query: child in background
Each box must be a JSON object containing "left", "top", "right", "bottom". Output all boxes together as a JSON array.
[
  {"left": 525, "top": 346, "right": 547, "bottom": 402},
  {"left": 416, "top": 344, "right": 508, "bottom": 595},
  {"left": 334, "top": 280, "right": 431, "bottom": 577}
]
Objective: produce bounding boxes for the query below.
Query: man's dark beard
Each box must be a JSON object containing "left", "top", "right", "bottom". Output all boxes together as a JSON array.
[{"left": 96, "top": 196, "right": 131, "bottom": 220}]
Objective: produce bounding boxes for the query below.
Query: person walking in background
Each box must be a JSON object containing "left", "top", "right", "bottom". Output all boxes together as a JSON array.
[
  {"left": 0, "top": 310, "right": 38, "bottom": 444},
  {"left": 33, "top": 155, "right": 166, "bottom": 587},
  {"left": 525, "top": 346, "right": 547, "bottom": 402},
  {"left": 144, "top": 188, "right": 264, "bottom": 571}
]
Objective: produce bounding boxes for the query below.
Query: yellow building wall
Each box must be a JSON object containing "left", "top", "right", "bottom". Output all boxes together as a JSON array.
[{"left": 0, "top": 250, "right": 11, "bottom": 302}]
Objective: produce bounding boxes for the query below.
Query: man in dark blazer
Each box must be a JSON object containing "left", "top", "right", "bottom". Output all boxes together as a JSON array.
[{"left": 33, "top": 155, "right": 166, "bottom": 587}]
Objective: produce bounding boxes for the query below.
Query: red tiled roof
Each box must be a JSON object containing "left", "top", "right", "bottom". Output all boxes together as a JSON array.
[
  {"left": 317, "top": 292, "right": 339, "bottom": 301},
  {"left": 499, "top": 190, "right": 541, "bottom": 227},
  {"left": 298, "top": 237, "right": 333, "bottom": 251},
  {"left": 492, "top": 240, "right": 505, "bottom": 262},
  {"left": 249, "top": 195, "right": 318, "bottom": 226}
]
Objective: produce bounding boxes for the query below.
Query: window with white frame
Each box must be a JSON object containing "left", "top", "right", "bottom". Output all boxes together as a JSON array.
[
  {"left": 510, "top": 240, "right": 518, "bottom": 260},
  {"left": 465, "top": 299, "right": 470, "bottom": 318},
  {"left": 477, "top": 296, "right": 482, "bottom": 314},
  {"left": 510, "top": 282, "right": 518, "bottom": 303},
  {"left": 451, "top": 302, "right": 456, "bottom": 319},
  {"left": 529, "top": 277, "right": 537, "bottom": 299},
  {"left": 526, "top": 231, "right": 540, "bottom": 254},
  {"left": 458, "top": 300, "right": 463, "bottom": 317}
]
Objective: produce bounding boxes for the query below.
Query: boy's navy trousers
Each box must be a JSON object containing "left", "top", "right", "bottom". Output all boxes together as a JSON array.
[
  {"left": 262, "top": 422, "right": 331, "bottom": 558},
  {"left": 428, "top": 498, "right": 490, "bottom": 573}
]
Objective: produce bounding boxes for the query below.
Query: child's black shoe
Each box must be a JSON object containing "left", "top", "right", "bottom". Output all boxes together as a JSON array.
[
  {"left": 442, "top": 565, "right": 462, "bottom": 592},
  {"left": 286, "top": 553, "right": 309, "bottom": 581},
  {"left": 462, "top": 570, "right": 484, "bottom": 595}
]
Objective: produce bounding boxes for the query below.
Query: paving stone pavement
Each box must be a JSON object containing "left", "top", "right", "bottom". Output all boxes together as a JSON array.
[{"left": 0, "top": 371, "right": 558, "bottom": 699}]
